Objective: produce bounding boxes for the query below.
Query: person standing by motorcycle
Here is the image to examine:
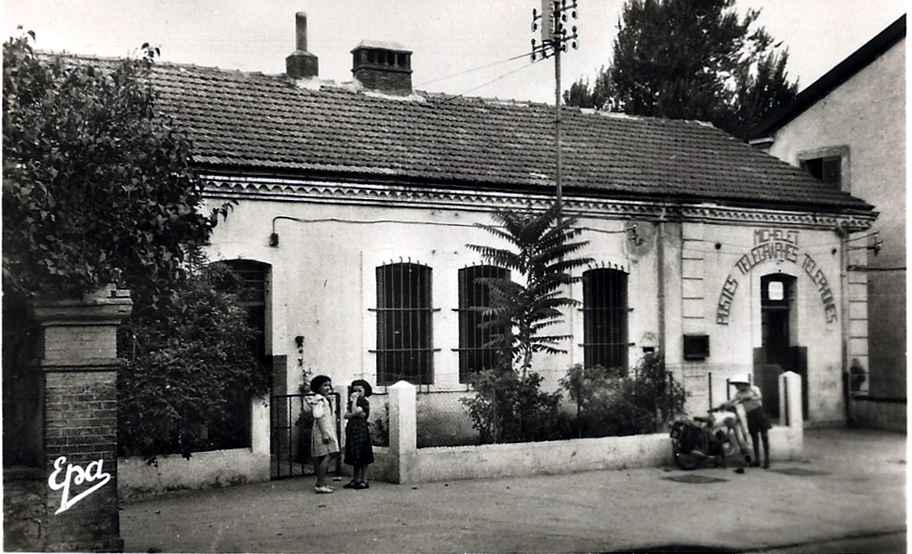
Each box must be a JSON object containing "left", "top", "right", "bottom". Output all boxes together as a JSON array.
[{"left": 722, "top": 377, "right": 771, "bottom": 469}]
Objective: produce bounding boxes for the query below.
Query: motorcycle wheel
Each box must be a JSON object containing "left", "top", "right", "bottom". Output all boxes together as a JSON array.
[
  {"left": 720, "top": 434, "right": 740, "bottom": 459},
  {"left": 671, "top": 428, "right": 707, "bottom": 471},
  {"left": 673, "top": 450, "right": 703, "bottom": 471}
]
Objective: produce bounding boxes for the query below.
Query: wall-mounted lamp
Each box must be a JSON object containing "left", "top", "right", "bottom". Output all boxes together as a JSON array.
[{"left": 270, "top": 216, "right": 305, "bottom": 247}]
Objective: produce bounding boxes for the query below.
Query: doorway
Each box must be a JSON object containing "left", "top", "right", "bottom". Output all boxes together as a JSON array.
[{"left": 758, "top": 274, "right": 798, "bottom": 419}]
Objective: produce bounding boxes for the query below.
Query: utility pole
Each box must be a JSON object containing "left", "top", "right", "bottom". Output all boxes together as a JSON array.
[{"left": 531, "top": 0, "right": 579, "bottom": 220}]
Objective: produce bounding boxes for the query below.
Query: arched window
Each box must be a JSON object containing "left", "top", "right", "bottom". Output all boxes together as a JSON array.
[
  {"left": 456, "top": 265, "right": 510, "bottom": 382},
  {"left": 372, "top": 262, "right": 437, "bottom": 385},
  {"left": 581, "top": 268, "right": 628, "bottom": 372}
]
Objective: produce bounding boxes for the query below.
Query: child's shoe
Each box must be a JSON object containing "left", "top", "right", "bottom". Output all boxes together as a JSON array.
[
  {"left": 314, "top": 485, "right": 334, "bottom": 494},
  {"left": 353, "top": 481, "right": 370, "bottom": 489}
]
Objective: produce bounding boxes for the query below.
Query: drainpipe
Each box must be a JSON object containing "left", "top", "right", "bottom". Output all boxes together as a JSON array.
[
  {"left": 656, "top": 209, "right": 666, "bottom": 357},
  {"left": 838, "top": 226, "right": 852, "bottom": 425}
]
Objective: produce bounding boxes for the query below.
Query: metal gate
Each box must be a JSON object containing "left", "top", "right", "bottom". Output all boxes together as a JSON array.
[{"left": 270, "top": 392, "right": 342, "bottom": 480}]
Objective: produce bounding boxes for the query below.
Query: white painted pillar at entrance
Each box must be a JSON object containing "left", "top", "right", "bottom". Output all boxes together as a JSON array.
[
  {"left": 779, "top": 370, "right": 803, "bottom": 428},
  {"left": 389, "top": 380, "right": 417, "bottom": 483}
]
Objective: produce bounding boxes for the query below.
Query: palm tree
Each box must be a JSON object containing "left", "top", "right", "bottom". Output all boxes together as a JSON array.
[{"left": 467, "top": 202, "right": 592, "bottom": 377}]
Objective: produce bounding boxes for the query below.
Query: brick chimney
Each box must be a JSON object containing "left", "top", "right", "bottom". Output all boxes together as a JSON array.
[
  {"left": 286, "top": 12, "right": 318, "bottom": 79},
  {"left": 351, "top": 41, "right": 412, "bottom": 95}
]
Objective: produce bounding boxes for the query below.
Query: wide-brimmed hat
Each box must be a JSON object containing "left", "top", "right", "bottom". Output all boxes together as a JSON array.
[
  {"left": 729, "top": 376, "right": 751, "bottom": 386},
  {"left": 310, "top": 374, "right": 332, "bottom": 393},
  {"left": 351, "top": 379, "right": 373, "bottom": 397}
]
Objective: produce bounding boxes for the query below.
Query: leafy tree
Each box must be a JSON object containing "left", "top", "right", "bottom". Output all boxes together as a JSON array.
[
  {"left": 3, "top": 31, "right": 251, "bottom": 462},
  {"left": 2, "top": 31, "right": 230, "bottom": 304},
  {"left": 460, "top": 203, "right": 591, "bottom": 443},
  {"left": 562, "top": 67, "right": 613, "bottom": 110},
  {"left": 117, "top": 261, "right": 270, "bottom": 461},
  {"left": 564, "top": 0, "right": 798, "bottom": 138},
  {"left": 466, "top": 202, "right": 592, "bottom": 376}
]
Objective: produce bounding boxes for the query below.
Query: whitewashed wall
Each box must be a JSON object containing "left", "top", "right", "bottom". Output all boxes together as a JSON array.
[{"left": 202, "top": 188, "right": 865, "bottom": 431}]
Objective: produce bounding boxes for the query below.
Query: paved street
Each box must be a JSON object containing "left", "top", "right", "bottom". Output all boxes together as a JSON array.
[{"left": 121, "top": 428, "right": 905, "bottom": 553}]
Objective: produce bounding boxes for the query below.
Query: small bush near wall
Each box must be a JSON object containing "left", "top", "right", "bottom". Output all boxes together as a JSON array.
[
  {"left": 461, "top": 369, "right": 563, "bottom": 444},
  {"left": 560, "top": 354, "right": 686, "bottom": 438},
  {"left": 413, "top": 356, "right": 687, "bottom": 447}
]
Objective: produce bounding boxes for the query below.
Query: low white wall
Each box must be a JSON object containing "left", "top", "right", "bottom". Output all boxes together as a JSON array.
[
  {"left": 404, "top": 425, "right": 802, "bottom": 484},
  {"left": 118, "top": 448, "right": 270, "bottom": 501},
  {"left": 414, "top": 433, "right": 670, "bottom": 483}
]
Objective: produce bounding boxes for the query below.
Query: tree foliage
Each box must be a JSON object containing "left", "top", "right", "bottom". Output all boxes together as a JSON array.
[
  {"left": 563, "top": 0, "right": 798, "bottom": 138},
  {"left": 3, "top": 31, "right": 258, "bottom": 462},
  {"left": 460, "top": 203, "right": 591, "bottom": 444},
  {"left": 466, "top": 203, "right": 592, "bottom": 376},
  {"left": 2, "top": 31, "right": 230, "bottom": 303},
  {"left": 117, "top": 261, "right": 271, "bottom": 461}
]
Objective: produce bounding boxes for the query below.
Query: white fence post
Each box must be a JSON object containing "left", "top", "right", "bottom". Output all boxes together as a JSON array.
[
  {"left": 389, "top": 381, "right": 417, "bottom": 483},
  {"left": 778, "top": 371, "right": 804, "bottom": 459},
  {"left": 779, "top": 371, "right": 803, "bottom": 428}
]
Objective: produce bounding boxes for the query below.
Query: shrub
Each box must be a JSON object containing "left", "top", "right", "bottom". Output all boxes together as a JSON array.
[
  {"left": 559, "top": 354, "right": 686, "bottom": 437},
  {"left": 461, "top": 368, "right": 562, "bottom": 444},
  {"left": 117, "top": 261, "right": 270, "bottom": 461}
]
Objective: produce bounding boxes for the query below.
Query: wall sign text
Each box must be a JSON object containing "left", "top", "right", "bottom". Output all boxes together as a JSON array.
[{"left": 716, "top": 229, "right": 838, "bottom": 325}]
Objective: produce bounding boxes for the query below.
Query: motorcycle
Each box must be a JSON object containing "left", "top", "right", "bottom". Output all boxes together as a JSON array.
[{"left": 669, "top": 405, "right": 751, "bottom": 470}]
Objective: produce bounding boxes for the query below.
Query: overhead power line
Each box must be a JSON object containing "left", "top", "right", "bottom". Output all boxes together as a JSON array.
[
  {"left": 435, "top": 60, "right": 539, "bottom": 104},
  {"left": 416, "top": 50, "right": 537, "bottom": 88}
]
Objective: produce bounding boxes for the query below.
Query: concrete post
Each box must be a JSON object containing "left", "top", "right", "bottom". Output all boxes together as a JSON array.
[
  {"left": 388, "top": 381, "right": 417, "bottom": 484},
  {"left": 779, "top": 371, "right": 803, "bottom": 428},
  {"left": 31, "top": 284, "right": 132, "bottom": 552},
  {"left": 778, "top": 371, "right": 804, "bottom": 458}
]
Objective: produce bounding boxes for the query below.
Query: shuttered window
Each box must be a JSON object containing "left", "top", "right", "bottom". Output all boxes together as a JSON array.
[
  {"left": 581, "top": 268, "right": 628, "bottom": 372},
  {"left": 455, "top": 265, "right": 510, "bottom": 382},
  {"left": 373, "top": 262, "right": 438, "bottom": 385}
]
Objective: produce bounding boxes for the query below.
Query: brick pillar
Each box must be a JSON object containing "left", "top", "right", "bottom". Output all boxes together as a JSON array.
[{"left": 31, "top": 284, "right": 132, "bottom": 552}]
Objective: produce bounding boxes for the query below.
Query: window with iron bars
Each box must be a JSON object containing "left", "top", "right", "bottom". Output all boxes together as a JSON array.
[
  {"left": 581, "top": 268, "right": 629, "bottom": 373},
  {"left": 454, "top": 265, "right": 510, "bottom": 383},
  {"left": 372, "top": 262, "right": 439, "bottom": 385}
]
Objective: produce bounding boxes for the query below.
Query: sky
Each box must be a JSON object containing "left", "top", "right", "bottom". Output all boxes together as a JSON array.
[{"left": 3, "top": 0, "right": 907, "bottom": 105}]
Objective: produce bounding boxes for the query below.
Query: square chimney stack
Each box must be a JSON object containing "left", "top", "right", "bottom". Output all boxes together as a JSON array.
[
  {"left": 286, "top": 12, "right": 318, "bottom": 79},
  {"left": 351, "top": 41, "right": 413, "bottom": 95}
]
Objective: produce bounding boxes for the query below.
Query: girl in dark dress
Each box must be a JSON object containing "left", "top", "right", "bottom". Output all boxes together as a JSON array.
[{"left": 343, "top": 379, "right": 374, "bottom": 489}]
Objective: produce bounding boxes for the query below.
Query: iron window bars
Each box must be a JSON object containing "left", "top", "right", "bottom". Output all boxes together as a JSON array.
[
  {"left": 453, "top": 265, "right": 510, "bottom": 383},
  {"left": 371, "top": 262, "right": 439, "bottom": 385},
  {"left": 580, "top": 268, "right": 629, "bottom": 372}
]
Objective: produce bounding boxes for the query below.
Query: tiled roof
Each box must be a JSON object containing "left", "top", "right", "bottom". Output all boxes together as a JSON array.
[{"left": 141, "top": 60, "right": 872, "bottom": 212}]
